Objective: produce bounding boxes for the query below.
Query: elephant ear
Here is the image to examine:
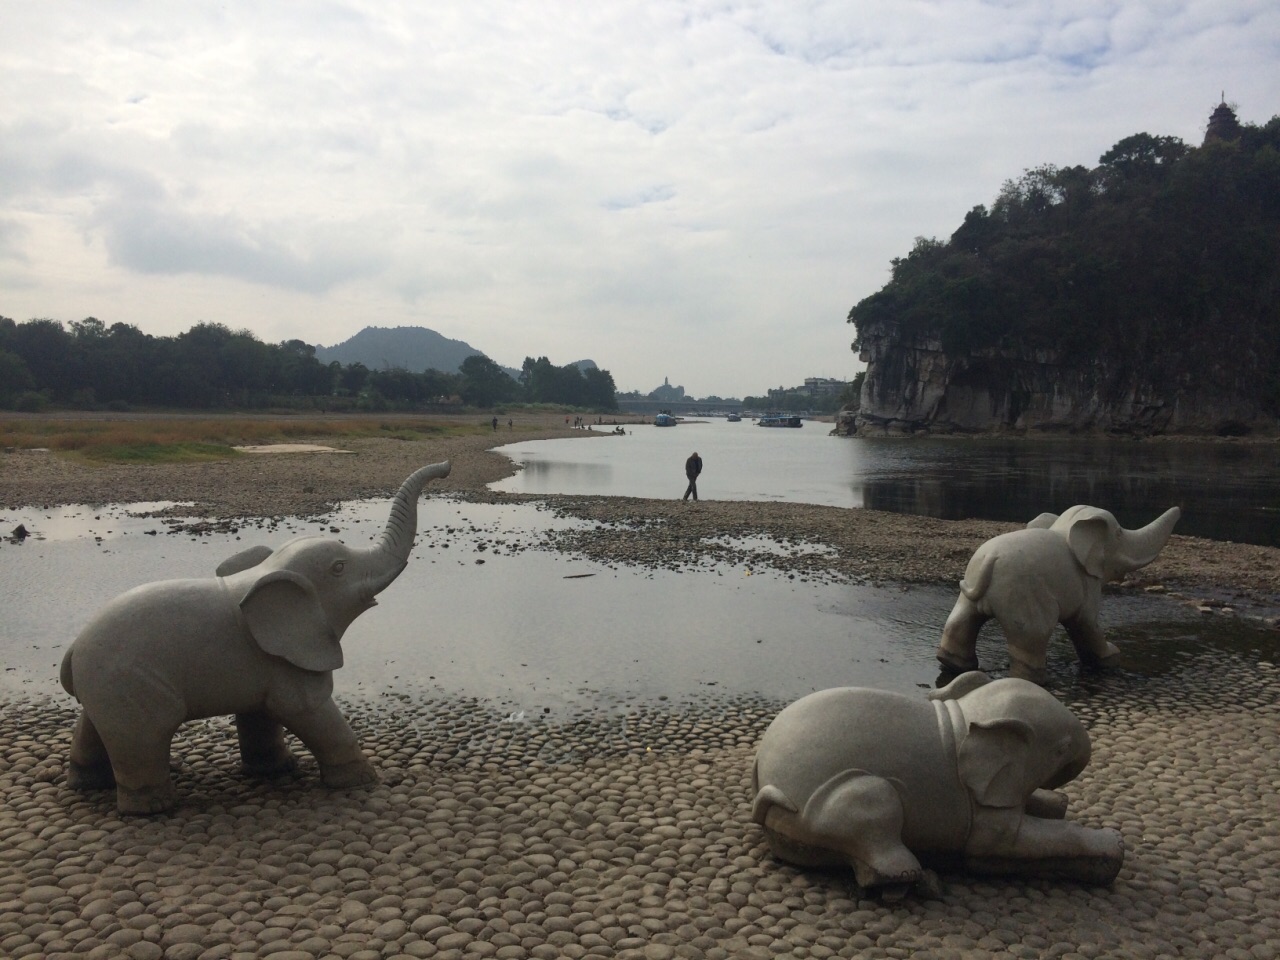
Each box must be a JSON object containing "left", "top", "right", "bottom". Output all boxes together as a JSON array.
[
  {"left": 240, "top": 569, "right": 343, "bottom": 673},
  {"left": 217, "top": 545, "right": 274, "bottom": 577},
  {"left": 959, "top": 718, "right": 1035, "bottom": 809},
  {"left": 1065, "top": 515, "right": 1110, "bottom": 580}
]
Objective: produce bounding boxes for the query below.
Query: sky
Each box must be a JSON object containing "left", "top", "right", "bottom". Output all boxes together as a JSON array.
[{"left": 2, "top": 2, "right": 1277, "bottom": 399}]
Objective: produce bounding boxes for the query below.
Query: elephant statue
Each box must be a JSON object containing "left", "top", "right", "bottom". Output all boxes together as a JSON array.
[
  {"left": 937, "top": 505, "right": 1181, "bottom": 684},
  {"left": 751, "top": 672, "right": 1122, "bottom": 895},
  {"left": 59, "top": 460, "right": 451, "bottom": 814}
]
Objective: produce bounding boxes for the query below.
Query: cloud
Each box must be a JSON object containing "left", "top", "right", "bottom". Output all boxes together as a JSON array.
[
  {"left": 0, "top": 218, "right": 28, "bottom": 262},
  {"left": 1, "top": 0, "right": 1277, "bottom": 396},
  {"left": 93, "top": 198, "right": 388, "bottom": 293}
]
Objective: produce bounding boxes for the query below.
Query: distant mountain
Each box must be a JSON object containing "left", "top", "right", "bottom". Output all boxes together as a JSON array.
[{"left": 314, "top": 326, "right": 520, "bottom": 378}]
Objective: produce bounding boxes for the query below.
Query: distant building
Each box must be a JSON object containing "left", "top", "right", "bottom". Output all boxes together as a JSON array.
[
  {"left": 648, "top": 376, "right": 686, "bottom": 403},
  {"left": 1203, "top": 98, "right": 1243, "bottom": 146},
  {"left": 800, "top": 377, "right": 847, "bottom": 398}
]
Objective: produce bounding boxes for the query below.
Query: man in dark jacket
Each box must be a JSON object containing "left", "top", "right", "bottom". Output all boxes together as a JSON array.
[{"left": 682, "top": 451, "right": 703, "bottom": 501}]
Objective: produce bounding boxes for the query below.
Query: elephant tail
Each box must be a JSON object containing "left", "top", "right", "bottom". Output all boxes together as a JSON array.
[
  {"left": 959, "top": 552, "right": 996, "bottom": 602},
  {"left": 59, "top": 647, "right": 76, "bottom": 698}
]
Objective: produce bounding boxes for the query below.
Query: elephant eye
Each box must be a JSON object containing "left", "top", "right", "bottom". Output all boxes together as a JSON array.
[{"left": 330, "top": 560, "right": 346, "bottom": 576}]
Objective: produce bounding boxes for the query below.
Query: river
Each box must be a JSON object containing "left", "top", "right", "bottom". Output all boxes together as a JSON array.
[{"left": 490, "top": 418, "right": 1280, "bottom": 546}]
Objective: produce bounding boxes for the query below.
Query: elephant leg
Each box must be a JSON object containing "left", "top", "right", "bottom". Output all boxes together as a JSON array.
[
  {"left": 1062, "top": 615, "right": 1121, "bottom": 669},
  {"left": 282, "top": 698, "right": 377, "bottom": 788},
  {"left": 67, "top": 711, "right": 115, "bottom": 791},
  {"left": 103, "top": 729, "right": 179, "bottom": 815},
  {"left": 966, "top": 815, "right": 1124, "bottom": 885},
  {"left": 779, "top": 771, "right": 923, "bottom": 890},
  {"left": 1000, "top": 621, "right": 1055, "bottom": 685},
  {"left": 235, "top": 711, "right": 299, "bottom": 778},
  {"left": 937, "top": 598, "right": 986, "bottom": 674}
]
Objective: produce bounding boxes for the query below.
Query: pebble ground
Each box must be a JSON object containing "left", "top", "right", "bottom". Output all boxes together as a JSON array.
[{"left": 2, "top": 646, "right": 1278, "bottom": 960}]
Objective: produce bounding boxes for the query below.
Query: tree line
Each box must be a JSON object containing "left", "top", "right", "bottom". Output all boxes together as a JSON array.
[
  {"left": 847, "top": 110, "right": 1280, "bottom": 412},
  {"left": 0, "top": 316, "right": 618, "bottom": 412}
]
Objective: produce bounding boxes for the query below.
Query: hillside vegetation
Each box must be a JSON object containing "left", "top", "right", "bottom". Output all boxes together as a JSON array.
[
  {"left": 0, "top": 318, "right": 617, "bottom": 412},
  {"left": 848, "top": 109, "right": 1280, "bottom": 414}
]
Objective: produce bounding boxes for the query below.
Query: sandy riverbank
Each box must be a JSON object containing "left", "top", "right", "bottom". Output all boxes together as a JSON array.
[
  {"left": 5, "top": 418, "right": 1280, "bottom": 602},
  {"left": 2, "top": 420, "right": 1279, "bottom": 959}
]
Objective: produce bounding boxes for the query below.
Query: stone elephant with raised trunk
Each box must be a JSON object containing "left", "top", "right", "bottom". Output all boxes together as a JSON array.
[
  {"left": 938, "top": 504, "right": 1181, "bottom": 684},
  {"left": 60, "top": 461, "right": 450, "bottom": 814}
]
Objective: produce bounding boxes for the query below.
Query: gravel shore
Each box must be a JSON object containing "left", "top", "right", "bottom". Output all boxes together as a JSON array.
[
  {"left": 3, "top": 422, "right": 1279, "bottom": 959},
  {"left": 6, "top": 420, "right": 1280, "bottom": 602}
]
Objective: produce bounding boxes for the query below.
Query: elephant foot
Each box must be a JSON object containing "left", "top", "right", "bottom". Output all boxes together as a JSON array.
[
  {"left": 320, "top": 755, "right": 378, "bottom": 788},
  {"left": 851, "top": 848, "right": 923, "bottom": 892},
  {"left": 762, "top": 825, "right": 924, "bottom": 897},
  {"left": 936, "top": 645, "right": 980, "bottom": 676},
  {"left": 1078, "top": 642, "right": 1123, "bottom": 671},
  {"left": 968, "top": 826, "right": 1124, "bottom": 885},
  {"left": 1025, "top": 789, "right": 1069, "bottom": 820},
  {"left": 1006, "top": 658, "right": 1048, "bottom": 686},
  {"left": 241, "top": 751, "right": 299, "bottom": 779},
  {"left": 116, "top": 782, "right": 178, "bottom": 816},
  {"left": 67, "top": 758, "right": 116, "bottom": 792}
]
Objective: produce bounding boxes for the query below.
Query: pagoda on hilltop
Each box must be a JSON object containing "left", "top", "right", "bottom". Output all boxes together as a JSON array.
[{"left": 1203, "top": 96, "right": 1243, "bottom": 145}]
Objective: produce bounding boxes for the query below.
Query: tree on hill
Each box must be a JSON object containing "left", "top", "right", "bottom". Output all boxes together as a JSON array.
[
  {"left": 847, "top": 108, "right": 1280, "bottom": 412},
  {"left": 0, "top": 314, "right": 619, "bottom": 412}
]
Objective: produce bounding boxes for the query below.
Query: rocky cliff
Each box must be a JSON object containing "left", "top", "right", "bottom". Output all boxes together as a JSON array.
[
  {"left": 842, "top": 105, "right": 1280, "bottom": 439},
  {"left": 851, "top": 319, "right": 1267, "bottom": 437}
]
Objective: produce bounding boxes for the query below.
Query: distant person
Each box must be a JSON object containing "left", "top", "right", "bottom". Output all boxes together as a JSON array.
[
  {"left": 508, "top": 419, "right": 513, "bottom": 430},
  {"left": 491, "top": 416, "right": 498, "bottom": 431},
  {"left": 682, "top": 451, "right": 703, "bottom": 501}
]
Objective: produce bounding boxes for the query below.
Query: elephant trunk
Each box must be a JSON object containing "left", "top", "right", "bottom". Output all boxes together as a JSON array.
[
  {"left": 1115, "top": 506, "right": 1181, "bottom": 573},
  {"left": 375, "top": 461, "right": 452, "bottom": 567}
]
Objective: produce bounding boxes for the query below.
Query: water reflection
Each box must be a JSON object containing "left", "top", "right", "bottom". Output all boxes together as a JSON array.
[
  {"left": 855, "top": 438, "right": 1280, "bottom": 544},
  {"left": 5, "top": 496, "right": 1259, "bottom": 715},
  {"left": 493, "top": 423, "right": 1280, "bottom": 545}
]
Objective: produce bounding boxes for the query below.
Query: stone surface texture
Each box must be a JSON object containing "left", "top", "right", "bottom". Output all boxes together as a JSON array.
[
  {"left": 853, "top": 321, "right": 1269, "bottom": 436},
  {"left": 938, "top": 506, "right": 1181, "bottom": 682},
  {"left": 752, "top": 673, "right": 1121, "bottom": 892}
]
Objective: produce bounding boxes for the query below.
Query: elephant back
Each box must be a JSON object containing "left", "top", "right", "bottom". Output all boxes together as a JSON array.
[{"left": 755, "top": 688, "right": 969, "bottom": 851}]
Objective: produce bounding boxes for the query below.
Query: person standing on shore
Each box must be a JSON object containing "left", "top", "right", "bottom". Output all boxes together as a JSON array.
[{"left": 682, "top": 451, "right": 703, "bottom": 501}]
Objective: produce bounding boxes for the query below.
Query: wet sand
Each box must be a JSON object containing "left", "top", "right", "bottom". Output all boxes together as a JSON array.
[{"left": 2, "top": 421, "right": 1279, "bottom": 958}]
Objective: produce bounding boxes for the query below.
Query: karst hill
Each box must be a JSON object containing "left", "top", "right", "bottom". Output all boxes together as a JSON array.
[{"left": 846, "top": 102, "right": 1280, "bottom": 437}]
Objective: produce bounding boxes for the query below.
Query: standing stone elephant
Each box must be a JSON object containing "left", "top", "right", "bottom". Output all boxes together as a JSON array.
[
  {"left": 752, "top": 672, "right": 1122, "bottom": 894},
  {"left": 60, "top": 461, "right": 450, "bottom": 814},
  {"left": 937, "top": 505, "right": 1181, "bottom": 684}
]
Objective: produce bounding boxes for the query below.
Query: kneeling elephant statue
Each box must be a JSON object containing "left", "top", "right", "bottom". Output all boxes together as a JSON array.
[
  {"left": 938, "top": 504, "right": 1181, "bottom": 684},
  {"left": 751, "top": 672, "right": 1122, "bottom": 895},
  {"left": 60, "top": 461, "right": 451, "bottom": 815}
]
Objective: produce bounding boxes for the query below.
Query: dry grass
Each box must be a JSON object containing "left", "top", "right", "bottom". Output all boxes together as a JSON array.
[{"left": 0, "top": 416, "right": 486, "bottom": 463}]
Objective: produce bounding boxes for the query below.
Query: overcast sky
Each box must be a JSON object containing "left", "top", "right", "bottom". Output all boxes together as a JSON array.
[{"left": 2, "top": 2, "right": 1276, "bottom": 398}]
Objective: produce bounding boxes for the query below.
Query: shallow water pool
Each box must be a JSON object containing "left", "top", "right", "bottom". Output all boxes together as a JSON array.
[{"left": 0, "top": 496, "right": 1262, "bottom": 717}]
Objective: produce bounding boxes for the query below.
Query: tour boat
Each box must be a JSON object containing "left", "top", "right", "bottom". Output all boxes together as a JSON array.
[{"left": 756, "top": 414, "right": 803, "bottom": 427}]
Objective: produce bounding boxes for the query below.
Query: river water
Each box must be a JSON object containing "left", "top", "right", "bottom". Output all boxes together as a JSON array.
[
  {"left": 492, "top": 419, "right": 1280, "bottom": 546},
  {"left": 5, "top": 494, "right": 1260, "bottom": 715},
  {"left": 4, "top": 425, "right": 1277, "bottom": 715}
]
